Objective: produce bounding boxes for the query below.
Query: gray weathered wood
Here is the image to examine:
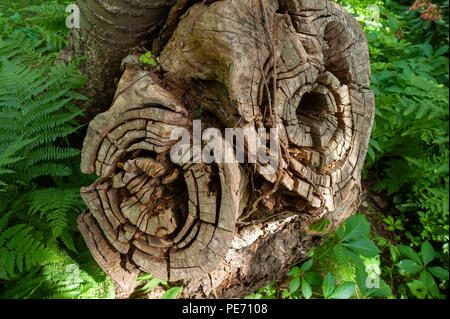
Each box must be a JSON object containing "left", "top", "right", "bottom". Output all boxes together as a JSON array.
[{"left": 77, "top": 0, "right": 374, "bottom": 298}]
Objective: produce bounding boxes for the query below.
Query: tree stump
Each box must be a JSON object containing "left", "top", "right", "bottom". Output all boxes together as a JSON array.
[{"left": 77, "top": 0, "right": 375, "bottom": 298}]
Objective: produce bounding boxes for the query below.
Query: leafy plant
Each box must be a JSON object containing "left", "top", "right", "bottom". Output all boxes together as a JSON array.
[
  {"left": 245, "top": 281, "right": 278, "bottom": 299},
  {"left": 161, "top": 287, "right": 183, "bottom": 299},
  {"left": 396, "top": 241, "right": 449, "bottom": 298},
  {"left": 382, "top": 216, "right": 405, "bottom": 232},
  {"left": 310, "top": 218, "right": 331, "bottom": 233},
  {"left": 140, "top": 51, "right": 158, "bottom": 67},
  {"left": 336, "top": 0, "right": 449, "bottom": 299},
  {"left": 0, "top": 212, "right": 60, "bottom": 280},
  {"left": 321, "top": 273, "right": 355, "bottom": 299},
  {"left": 0, "top": 8, "right": 110, "bottom": 297},
  {"left": 249, "top": 215, "right": 393, "bottom": 299},
  {"left": 137, "top": 273, "right": 183, "bottom": 299},
  {"left": 0, "top": 0, "right": 73, "bottom": 52}
]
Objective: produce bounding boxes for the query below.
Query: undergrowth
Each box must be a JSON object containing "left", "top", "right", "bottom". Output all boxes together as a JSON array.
[
  {"left": 0, "top": 0, "right": 448, "bottom": 299},
  {"left": 0, "top": 1, "right": 114, "bottom": 299}
]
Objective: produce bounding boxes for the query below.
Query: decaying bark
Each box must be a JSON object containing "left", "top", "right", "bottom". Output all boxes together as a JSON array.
[{"left": 77, "top": 0, "right": 375, "bottom": 298}]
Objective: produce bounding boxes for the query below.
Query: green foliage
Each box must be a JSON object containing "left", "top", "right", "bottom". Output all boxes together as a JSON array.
[
  {"left": 0, "top": 0, "right": 73, "bottom": 52},
  {"left": 0, "top": 0, "right": 447, "bottom": 300},
  {"left": 245, "top": 280, "right": 279, "bottom": 299},
  {"left": 382, "top": 215, "right": 405, "bottom": 232},
  {"left": 396, "top": 241, "right": 449, "bottom": 298},
  {"left": 336, "top": 0, "right": 449, "bottom": 299},
  {"left": 0, "top": 1, "right": 112, "bottom": 298},
  {"left": 310, "top": 218, "right": 331, "bottom": 233},
  {"left": 137, "top": 273, "right": 183, "bottom": 299},
  {"left": 161, "top": 287, "right": 183, "bottom": 299},
  {"left": 0, "top": 213, "right": 60, "bottom": 280},
  {"left": 248, "top": 215, "right": 393, "bottom": 299},
  {"left": 0, "top": 36, "right": 86, "bottom": 183},
  {"left": 360, "top": 0, "right": 449, "bottom": 254},
  {"left": 137, "top": 273, "right": 167, "bottom": 294},
  {"left": 140, "top": 51, "right": 158, "bottom": 67}
]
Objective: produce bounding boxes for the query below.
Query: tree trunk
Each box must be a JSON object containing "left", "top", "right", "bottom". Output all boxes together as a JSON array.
[
  {"left": 58, "top": 0, "right": 177, "bottom": 121},
  {"left": 75, "top": 0, "right": 375, "bottom": 298}
]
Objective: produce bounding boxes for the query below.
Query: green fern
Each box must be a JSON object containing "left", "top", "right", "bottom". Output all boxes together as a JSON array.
[
  {"left": 0, "top": 213, "right": 60, "bottom": 280},
  {"left": 20, "top": 3, "right": 72, "bottom": 51},
  {"left": 0, "top": 138, "right": 33, "bottom": 189},
  {"left": 368, "top": 18, "right": 449, "bottom": 255},
  {"left": 26, "top": 188, "right": 85, "bottom": 237},
  {"left": 0, "top": 1, "right": 73, "bottom": 52},
  {"left": 47, "top": 264, "right": 115, "bottom": 299},
  {"left": 0, "top": 3, "right": 115, "bottom": 299},
  {"left": 0, "top": 271, "right": 46, "bottom": 299},
  {"left": 0, "top": 35, "right": 86, "bottom": 184}
]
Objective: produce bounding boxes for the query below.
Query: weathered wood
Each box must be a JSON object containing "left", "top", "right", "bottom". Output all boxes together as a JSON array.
[
  {"left": 79, "top": 66, "right": 248, "bottom": 293},
  {"left": 78, "top": 0, "right": 375, "bottom": 298},
  {"left": 161, "top": 0, "right": 374, "bottom": 223}
]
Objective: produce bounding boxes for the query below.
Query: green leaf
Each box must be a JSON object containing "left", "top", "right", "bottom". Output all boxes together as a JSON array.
[
  {"left": 407, "top": 280, "right": 428, "bottom": 299},
  {"left": 428, "top": 267, "right": 449, "bottom": 280},
  {"left": 366, "top": 279, "right": 393, "bottom": 298},
  {"left": 287, "top": 266, "right": 299, "bottom": 277},
  {"left": 322, "top": 273, "right": 335, "bottom": 299},
  {"left": 301, "top": 278, "right": 312, "bottom": 299},
  {"left": 310, "top": 218, "right": 330, "bottom": 232},
  {"left": 370, "top": 138, "right": 382, "bottom": 152},
  {"left": 328, "top": 282, "right": 355, "bottom": 299},
  {"left": 301, "top": 259, "right": 313, "bottom": 272},
  {"left": 337, "top": 215, "right": 371, "bottom": 242},
  {"left": 291, "top": 291, "right": 301, "bottom": 299},
  {"left": 304, "top": 272, "right": 322, "bottom": 286},
  {"left": 141, "top": 278, "right": 164, "bottom": 293},
  {"left": 398, "top": 245, "right": 421, "bottom": 264},
  {"left": 333, "top": 245, "right": 349, "bottom": 264},
  {"left": 367, "top": 146, "right": 376, "bottom": 162},
  {"left": 0, "top": 212, "right": 12, "bottom": 233},
  {"left": 434, "top": 45, "right": 449, "bottom": 57},
  {"left": 389, "top": 245, "right": 399, "bottom": 262},
  {"left": 290, "top": 277, "right": 301, "bottom": 293},
  {"left": 397, "top": 259, "right": 422, "bottom": 275},
  {"left": 160, "top": 287, "right": 182, "bottom": 299},
  {"left": 342, "top": 238, "right": 380, "bottom": 257},
  {"left": 420, "top": 270, "right": 439, "bottom": 298},
  {"left": 420, "top": 241, "right": 435, "bottom": 266},
  {"left": 421, "top": 43, "right": 433, "bottom": 58},
  {"left": 355, "top": 267, "right": 367, "bottom": 291}
]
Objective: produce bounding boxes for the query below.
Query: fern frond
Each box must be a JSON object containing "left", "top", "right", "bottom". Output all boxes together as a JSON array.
[
  {"left": 0, "top": 36, "right": 85, "bottom": 184},
  {"left": 26, "top": 187, "right": 84, "bottom": 237},
  {"left": 0, "top": 271, "right": 45, "bottom": 299},
  {"left": 27, "top": 146, "right": 80, "bottom": 166},
  {"left": 0, "top": 223, "right": 59, "bottom": 279},
  {"left": 25, "top": 163, "right": 73, "bottom": 180}
]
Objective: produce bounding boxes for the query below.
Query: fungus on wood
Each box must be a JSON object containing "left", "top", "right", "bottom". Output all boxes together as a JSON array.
[{"left": 77, "top": 0, "right": 375, "bottom": 298}]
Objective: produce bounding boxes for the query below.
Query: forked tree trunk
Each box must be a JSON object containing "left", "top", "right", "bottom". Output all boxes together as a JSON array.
[{"left": 73, "top": 0, "right": 375, "bottom": 298}]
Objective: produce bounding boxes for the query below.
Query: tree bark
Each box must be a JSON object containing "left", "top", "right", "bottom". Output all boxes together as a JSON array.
[
  {"left": 59, "top": 0, "right": 177, "bottom": 121},
  {"left": 75, "top": 0, "right": 375, "bottom": 298}
]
